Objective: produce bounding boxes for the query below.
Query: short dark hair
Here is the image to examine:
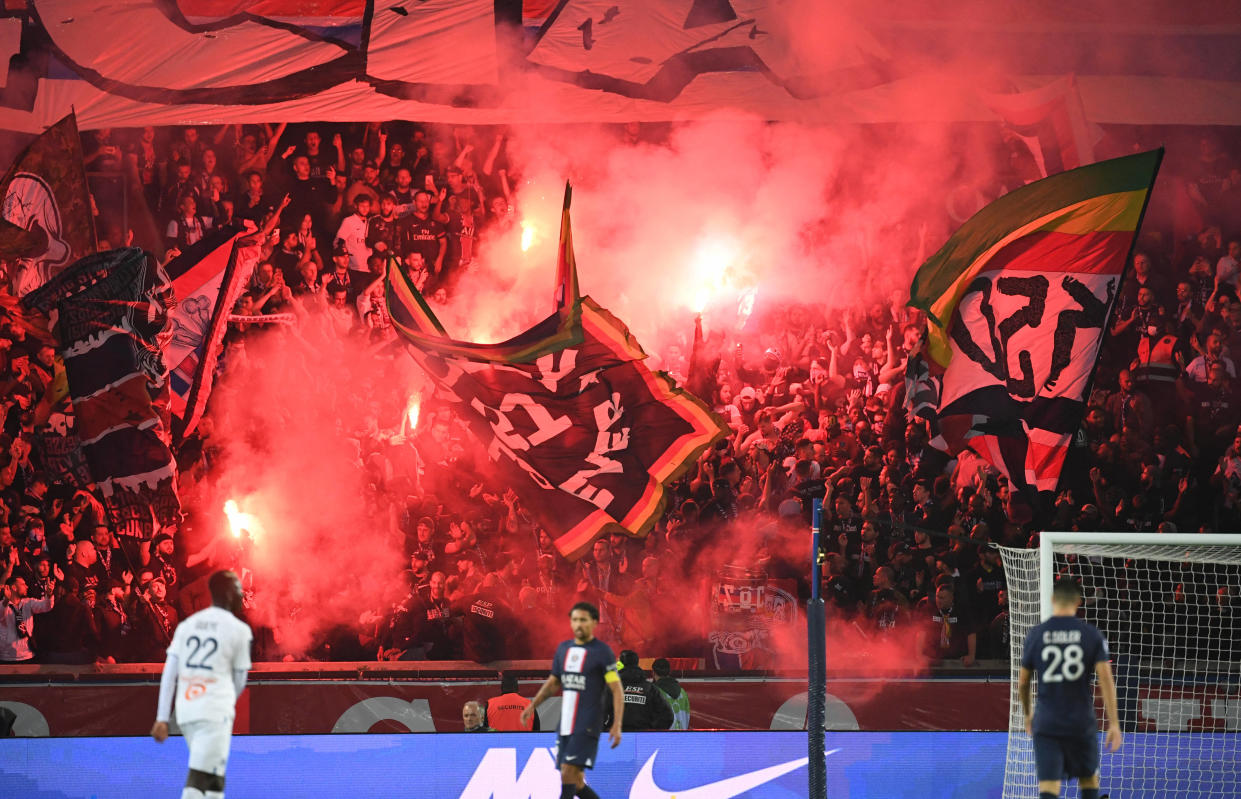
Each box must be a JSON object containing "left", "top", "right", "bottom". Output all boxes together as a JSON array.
[
  {"left": 652, "top": 657, "right": 671, "bottom": 677},
  {"left": 570, "top": 601, "right": 599, "bottom": 621},
  {"left": 1052, "top": 578, "right": 1083, "bottom": 605},
  {"left": 208, "top": 570, "right": 239, "bottom": 605},
  {"left": 500, "top": 671, "right": 519, "bottom": 694}
]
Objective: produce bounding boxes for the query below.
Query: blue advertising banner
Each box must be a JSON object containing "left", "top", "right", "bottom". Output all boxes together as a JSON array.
[{"left": 0, "top": 731, "right": 1231, "bottom": 798}]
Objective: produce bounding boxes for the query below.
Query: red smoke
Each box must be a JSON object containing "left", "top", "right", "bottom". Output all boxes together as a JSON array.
[{"left": 172, "top": 1, "right": 1169, "bottom": 659}]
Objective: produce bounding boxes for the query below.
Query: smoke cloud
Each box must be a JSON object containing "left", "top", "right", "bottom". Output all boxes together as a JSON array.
[
  {"left": 181, "top": 325, "right": 421, "bottom": 656},
  {"left": 170, "top": 0, "right": 1187, "bottom": 660}
]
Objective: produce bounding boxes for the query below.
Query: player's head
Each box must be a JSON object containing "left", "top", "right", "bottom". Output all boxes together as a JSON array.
[
  {"left": 500, "top": 671, "right": 519, "bottom": 694},
  {"left": 208, "top": 570, "right": 244, "bottom": 615},
  {"left": 569, "top": 601, "right": 599, "bottom": 642},
  {"left": 1051, "top": 578, "right": 1083, "bottom": 612}
]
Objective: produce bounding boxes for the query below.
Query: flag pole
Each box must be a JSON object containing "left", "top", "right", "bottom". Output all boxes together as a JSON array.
[
  {"left": 1072, "top": 149, "right": 1164, "bottom": 446},
  {"left": 808, "top": 497, "right": 827, "bottom": 798}
]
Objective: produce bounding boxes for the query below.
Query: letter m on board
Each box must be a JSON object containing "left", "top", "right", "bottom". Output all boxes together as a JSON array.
[{"left": 458, "top": 747, "right": 560, "bottom": 798}]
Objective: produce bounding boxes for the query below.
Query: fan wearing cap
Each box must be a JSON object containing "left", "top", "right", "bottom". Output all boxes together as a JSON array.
[
  {"left": 734, "top": 385, "right": 761, "bottom": 427},
  {"left": 734, "top": 343, "right": 784, "bottom": 387},
  {"left": 321, "top": 240, "right": 371, "bottom": 303},
  {"left": 605, "top": 650, "right": 673, "bottom": 731}
]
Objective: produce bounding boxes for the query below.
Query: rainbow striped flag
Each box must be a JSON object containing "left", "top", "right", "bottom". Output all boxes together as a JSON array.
[
  {"left": 387, "top": 185, "right": 728, "bottom": 558},
  {"left": 907, "top": 150, "right": 1162, "bottom": 492}
]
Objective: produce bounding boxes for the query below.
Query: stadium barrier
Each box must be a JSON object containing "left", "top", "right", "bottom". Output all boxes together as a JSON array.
[{"left": 0, "top": 662, "right": 1010, "bottom": 735}]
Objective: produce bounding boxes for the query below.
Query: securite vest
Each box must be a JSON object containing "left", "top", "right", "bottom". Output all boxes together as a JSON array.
[{"left": 487, "top": 693, "right": 534, "bottom": 731}]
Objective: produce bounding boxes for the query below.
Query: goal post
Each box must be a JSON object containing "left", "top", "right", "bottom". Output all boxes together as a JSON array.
[{"left": 1000, "top": 532, "right": 1241, "bottom": 799}]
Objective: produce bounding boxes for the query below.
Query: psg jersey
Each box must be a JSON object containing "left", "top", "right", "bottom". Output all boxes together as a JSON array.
[
  {"left": 1021, "top": 615, "right": 1110, "bottom": 736},
  {"left": 551, "top": 637, "right": 617, "bottom": 737}
]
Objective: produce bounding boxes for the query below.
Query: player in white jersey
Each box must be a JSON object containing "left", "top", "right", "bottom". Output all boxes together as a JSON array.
[{"left": 151, "top": 570, "right": 253, "bottom": 799}]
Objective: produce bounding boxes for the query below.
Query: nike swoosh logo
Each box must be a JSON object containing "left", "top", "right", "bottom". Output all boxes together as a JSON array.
[{"left": 629, "top": 748, "right": 840, "bottom": 799}]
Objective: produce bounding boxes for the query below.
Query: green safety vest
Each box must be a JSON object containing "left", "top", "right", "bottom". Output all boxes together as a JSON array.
[{"left": 657, "top": 685, "right": 691, "bottom": 731}]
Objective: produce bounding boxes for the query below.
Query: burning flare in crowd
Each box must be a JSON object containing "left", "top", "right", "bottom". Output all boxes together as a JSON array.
[
  {"left": 223, "top": 499, "right": 261, "bottom": 541},
  {"left": 405, "top": 393, "right": 422, "bottom": 432},
  {"left": 520, "top": 221, "right": 537, "bottom": 252},
  {"left": 687, "top": 234, "right": 757, "bottom": 322}
]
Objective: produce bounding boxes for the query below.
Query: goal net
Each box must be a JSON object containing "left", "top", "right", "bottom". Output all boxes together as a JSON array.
[{"left": 1000, "top": 532, "right": 1241, "bottom": 799}]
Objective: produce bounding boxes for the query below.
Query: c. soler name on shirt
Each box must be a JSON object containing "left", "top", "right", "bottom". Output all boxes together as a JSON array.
[
  {"left": 562, "top": 674, "right": 588, "bottom": 691},
  {"left": 1042, "top": 630, "right": 1082, "bottom": 644}
]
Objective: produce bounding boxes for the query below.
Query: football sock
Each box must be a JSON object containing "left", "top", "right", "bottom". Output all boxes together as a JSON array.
[
  {"left": 1082, "top": 790, "right": 1100, "bottom": 799},
  {"left": 560, "top": 784, "right": 577, "bottom": 799},
  {"left": 204, "top": 793, "right": 224, "bottom": 799},
  {"left": 577, "top": 787, "right": 601, "bottom": 799},
  {"left": 181, "top": 789, "right": 205, "bottom": 799}
]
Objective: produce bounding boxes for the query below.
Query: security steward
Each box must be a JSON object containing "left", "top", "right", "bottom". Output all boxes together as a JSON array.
[{"left": 604, "top": 649, "right": 673, "bottom": 731}]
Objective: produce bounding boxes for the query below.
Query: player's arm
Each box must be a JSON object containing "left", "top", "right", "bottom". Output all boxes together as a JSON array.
[
  {"left": 1018, "top": 666, "right": 1033, "bottom": 735},
  {"left": 151, "top": 652, "right": 180, "bottom": 742},
  {"left": 606, "top": 668, "right": 624, "bottom": 748},
  {"left": 1096, "top": 659, "right": 1123, "bottom": 751},
  {"left": 519, "top": 674, "right": 559, "bottom": 727}
]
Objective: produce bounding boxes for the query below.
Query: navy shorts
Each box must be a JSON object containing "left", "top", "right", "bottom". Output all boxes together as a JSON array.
[
  {"left": 1033, "top": 731, "right": 1100, "bottom": 781},
  {"left": 556, "top": 733, "right": 600, "bottom": 770}
]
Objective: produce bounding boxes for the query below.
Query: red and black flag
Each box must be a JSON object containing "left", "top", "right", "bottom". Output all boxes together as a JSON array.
[
  {"left": 387, "top": 185, "right": 729, "bottom": 559},
  {"left": 907, "top": 150, "right": 1162, "bottom": 492},
  {"left": 23, "top": 248, "right": 180, "bottom": 538},
  {"left": 0, "top": 112, "right": 97, "bottom": 297}
]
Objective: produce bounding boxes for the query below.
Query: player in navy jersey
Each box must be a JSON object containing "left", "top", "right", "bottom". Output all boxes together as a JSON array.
[
  {"left": 1018, "top": 579, "right": 1122, "bottom": 799},
  {"left": 522, "top": 601, "right": 624, "bottom": 799}
]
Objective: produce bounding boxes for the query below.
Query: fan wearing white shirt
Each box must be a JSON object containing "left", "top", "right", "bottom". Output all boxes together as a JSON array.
[
  {"left": 335, "top": 195, "right": 373, "bottom": 272},
  {"left": 1216, "top": 239, "right": 1240, "bottom": 297},
  {"left": 151, "top": 570, "right": 253, "bottom": 799}
]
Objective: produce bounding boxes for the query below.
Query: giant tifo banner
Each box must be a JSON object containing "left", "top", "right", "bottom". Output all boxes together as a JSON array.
[
  {"left": 0, "top": 676, "right": 1010, "bottom": 736},
  {"left": 1, "top": 2, "right": 1241, "bottom": 130}
]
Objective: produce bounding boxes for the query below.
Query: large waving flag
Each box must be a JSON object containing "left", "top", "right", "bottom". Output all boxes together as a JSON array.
[
  {"left": 907, "top": 150, "right": 1162, "bottom": 492},
  {"left": 983, "top": 75, "right": 1104, "bottom": 178},
  {"left": 162, "top": 224, "right": 262, "bottom": 440},
  {"left": 0, "top": 112, "right": 97, "bottom": 297},
  {"left": 387, "top": 186, "right": 729, "bottom": 559},
  {"left": 23, "top": 248, "right": 180, "bottom": 538}
]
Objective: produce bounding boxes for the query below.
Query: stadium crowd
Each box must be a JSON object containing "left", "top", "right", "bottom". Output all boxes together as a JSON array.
[{"left": 1, "top": 122, "right": 1239, "bottom": 668}]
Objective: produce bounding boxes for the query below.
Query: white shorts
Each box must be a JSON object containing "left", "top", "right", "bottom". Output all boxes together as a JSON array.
[{"left": 180, "top": 719, "right": 233, "bottom": 776}]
